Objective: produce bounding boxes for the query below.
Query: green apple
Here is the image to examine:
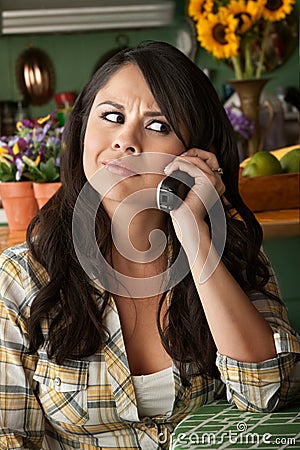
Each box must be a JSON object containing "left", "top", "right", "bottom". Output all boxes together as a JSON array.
[
  {"left": 280, "top": 148, "right": 300, "bottom": 173},
  {"left": 242, "top": 151, "right": 283, "bottom": 177}
]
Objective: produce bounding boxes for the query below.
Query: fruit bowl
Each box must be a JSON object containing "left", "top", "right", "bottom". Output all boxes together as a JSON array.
[{"left": 238, "top": 172, "right": 300, "bottom": 212}]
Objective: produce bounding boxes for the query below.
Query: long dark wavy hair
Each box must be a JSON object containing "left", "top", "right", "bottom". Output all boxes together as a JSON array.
[{"left": 27, "top": 41, "right": 276, "bottom": 380}]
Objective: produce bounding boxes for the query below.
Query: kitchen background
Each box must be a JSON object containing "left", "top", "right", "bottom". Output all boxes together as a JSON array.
[{"left": 0, "top": 0, "right": 299, "bottom": 124}]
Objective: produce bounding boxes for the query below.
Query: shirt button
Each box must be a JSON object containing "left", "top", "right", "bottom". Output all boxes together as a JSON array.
[{"left": 54, "top": 376, "right": 61, "bottom": 387}]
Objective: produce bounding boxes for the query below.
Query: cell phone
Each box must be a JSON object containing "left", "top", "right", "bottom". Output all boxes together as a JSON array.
[{"left": 156, "top": 170, "right": 195, "bottom": 213}]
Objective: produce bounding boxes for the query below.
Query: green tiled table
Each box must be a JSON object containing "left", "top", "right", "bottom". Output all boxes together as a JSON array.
[{"left": 171, "top": 399, "right": 300, "bottom": 449}]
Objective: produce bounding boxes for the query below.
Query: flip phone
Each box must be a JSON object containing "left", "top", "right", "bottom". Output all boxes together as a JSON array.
[{"left": 156, "top": 170, "right": 195, "bottom": 213}]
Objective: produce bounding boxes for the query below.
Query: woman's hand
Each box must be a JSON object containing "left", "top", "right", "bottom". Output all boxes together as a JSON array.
[{"left": 164, "top": 148, "right": 225, "bottom": 246}]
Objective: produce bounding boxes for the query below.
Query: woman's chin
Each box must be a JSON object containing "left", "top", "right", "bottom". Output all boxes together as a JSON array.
[{"left": 101, "top": 186, "right": 158, "bottom": 210}]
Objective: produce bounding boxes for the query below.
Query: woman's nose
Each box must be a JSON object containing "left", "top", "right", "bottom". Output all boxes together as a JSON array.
[{"left": 112, "top": 128, "right": 142, "bottom": 155}]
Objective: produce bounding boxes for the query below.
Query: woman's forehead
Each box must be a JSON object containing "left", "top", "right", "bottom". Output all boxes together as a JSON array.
[{"left": 92, "top": 64, "right": 159, "bottom": 110}]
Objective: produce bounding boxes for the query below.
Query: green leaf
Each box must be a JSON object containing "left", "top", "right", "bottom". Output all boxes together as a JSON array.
[
  {"left": 39, "top": 157, "right": 60, "bottom": 182},
  {"left": 0, "top": 154, "right": 14, "bottom": 166},
  {"left": 22, "top": 155, "right": 38, "bottom": 168},
  {"left": 0, "top": 162, "right": 17, "bottom": 182}
]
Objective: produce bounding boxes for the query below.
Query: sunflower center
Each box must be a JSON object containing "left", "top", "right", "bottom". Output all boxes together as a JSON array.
[
  {"left": 212, "top": 24, "right": 228, "bottom": 45},
  {"left": 266, "top": 0, "right": 283, "bottom": 11}
]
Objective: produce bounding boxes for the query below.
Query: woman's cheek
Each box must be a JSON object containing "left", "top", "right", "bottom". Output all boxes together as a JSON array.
[
  {"left": 83, "top": 133, "right": 104, "bottom": 178},
  {"left": 83, "top": 142, "right": 97, "bottom": 180}
]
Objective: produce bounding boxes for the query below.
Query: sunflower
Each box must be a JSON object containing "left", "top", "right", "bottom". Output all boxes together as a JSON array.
[
  {"left": 188, "top": 0, "right": 213, "bottom": 20},
  {"left": 188, "top": 0, "right": 296, "bottom": 79},
  {"left": 247, "top": 0, "right": 267, "bottom": 21},
  {"left": 227, "top": 0, "right": 266, "bottom": 33},
  {"left": 196, "top": 10, "right": 240, "bottom": 59},
  {"left": 262, "top": 0, "right": 295, "bottom": 21}
]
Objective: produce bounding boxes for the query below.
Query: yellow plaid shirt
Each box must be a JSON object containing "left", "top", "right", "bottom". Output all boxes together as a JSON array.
[{"left": 0, "top": 244, "right": 299, "bottom": 450}]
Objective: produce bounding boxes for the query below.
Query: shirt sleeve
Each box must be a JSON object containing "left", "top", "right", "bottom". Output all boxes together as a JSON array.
[
  {"left": 216, "top": 256, "right": 300, "bottom": 413},
  {"left": 0, "top": 250, "right": 45, "bottom": 449}
]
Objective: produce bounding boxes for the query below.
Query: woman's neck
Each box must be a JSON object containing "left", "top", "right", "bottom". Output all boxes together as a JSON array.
[
  {"left": 111, "top": 207, "right": 167, "bottom": 252},
  {"left": 109, "top": 208, "right": 169, "bottom": 277}
]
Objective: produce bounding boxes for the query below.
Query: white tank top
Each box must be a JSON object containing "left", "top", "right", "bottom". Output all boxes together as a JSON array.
[{"left": 131, "top": 366, "right": 175, "bottom": 418}]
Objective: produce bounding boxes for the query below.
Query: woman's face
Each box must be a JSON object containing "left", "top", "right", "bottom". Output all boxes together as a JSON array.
[{"left": 83, "top": 63, "right": 188, "bottom": 207}]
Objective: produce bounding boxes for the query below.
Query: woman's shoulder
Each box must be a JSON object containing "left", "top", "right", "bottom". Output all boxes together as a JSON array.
[
  {"left": 1, "top": 241, "right": 29, "bottom": 258},
  {"left": 0, "top": 243, "right": 50, "bottom": 324},
  {"left": 0, "top": 242, "right": 49, "bottom": 287}
]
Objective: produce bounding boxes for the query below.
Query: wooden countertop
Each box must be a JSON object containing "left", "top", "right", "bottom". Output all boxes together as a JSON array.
[
  {"left": 0, "top": 228, "right": 26, "bottom": 253},
  {"left": 255, "top": 209, "right": 299, "bottom": 239},
  {"left": 0, "top": 209, "right": 299, "bottom": 254}
]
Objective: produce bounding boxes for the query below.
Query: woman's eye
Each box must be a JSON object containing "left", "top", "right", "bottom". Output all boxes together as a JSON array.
[
  {"left": 101, "top": 112, "right": 124, "bottom": 124},
  {"left": 147, "top": 121, "right": 171, "bottom": 135}
]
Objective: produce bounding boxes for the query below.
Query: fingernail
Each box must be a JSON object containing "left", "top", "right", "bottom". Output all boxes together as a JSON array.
[
  {"left": 163, "top": 163, "right": 172, "bottom": 174},
  {"left": 180, "top": 151, "right": 188, "bottom": 156}
]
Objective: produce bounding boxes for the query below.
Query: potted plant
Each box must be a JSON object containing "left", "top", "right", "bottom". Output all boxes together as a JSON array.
[
  {"left": 0, "top": 112, "right": 63, "bottom": 230},
  {"left": 0, "top": 126, "right": 38, "bottom": 230},
  {"left": 20, "top": 113, "right": 63, "bottom": 208}
]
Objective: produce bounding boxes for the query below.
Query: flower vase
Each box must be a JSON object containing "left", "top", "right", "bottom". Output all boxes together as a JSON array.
[
  {"left": 33, "top": 182, "right": 62, "bottom": 209},
  {"left": 0, "top": 181, "right": 38, "bottom": 231},
  {"left": 227, "top": 78, "right": 270, "bottom": 157}
]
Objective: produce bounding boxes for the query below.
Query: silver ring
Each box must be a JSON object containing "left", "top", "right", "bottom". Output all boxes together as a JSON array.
[{"left": 211, "top": 167, "right": 223, "bottom": 175}]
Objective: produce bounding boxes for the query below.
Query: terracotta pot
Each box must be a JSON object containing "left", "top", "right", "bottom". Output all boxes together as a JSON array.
[
  {"left": 0, "top": 181, "right": 38, "bottom": 231},
  {"left": 33, "top": 182, "right": 62, "bottom": 209}
]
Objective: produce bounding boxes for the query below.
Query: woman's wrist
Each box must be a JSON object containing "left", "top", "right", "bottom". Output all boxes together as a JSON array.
[{"left": 177, "top": 216, "right": 211, "bottom": 263}]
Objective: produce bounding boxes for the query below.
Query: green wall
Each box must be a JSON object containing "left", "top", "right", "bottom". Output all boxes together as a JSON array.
[
  {"left": 263, "top": 237, "right": 300, "bottom": 333},
  {"left": 0, "top": 0, "right": 298, "bottom": 118},
  {"left": 0, "top": 28, "right": 179, "bottom": 118}
]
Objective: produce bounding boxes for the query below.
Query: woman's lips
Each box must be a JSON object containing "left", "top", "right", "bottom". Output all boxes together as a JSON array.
[{"left": 102, "top": 160, "right": 139, "bottom": 177}]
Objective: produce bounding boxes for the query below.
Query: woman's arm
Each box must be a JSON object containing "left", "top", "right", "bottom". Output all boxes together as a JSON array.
[
  {"left": 165, "top": 149, "right": 300, "bottom": 410},
  {"left": 187, "top": 226, "right": 300, "bottom": 411},
  {"left": 165, "top": 150, "right": 276, "bottom": 362},
  {"left": 215, "top": 261, "right": 300, "bottom": 412},
  {"left": 186, "top": 221, "right": 277, "bottom": 362}
]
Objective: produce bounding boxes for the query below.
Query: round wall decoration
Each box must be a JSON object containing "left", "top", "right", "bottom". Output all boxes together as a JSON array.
[{"left": 16, "top": 47, "right": 56, "bottom": 106}]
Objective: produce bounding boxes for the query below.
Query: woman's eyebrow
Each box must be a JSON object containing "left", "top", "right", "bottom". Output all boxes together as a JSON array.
[
  {"left": 145, "top": 111, "right": 164, "bottom": 117},
  {"left": 96, "top": 100, "right": 163, "bottom": 117},
  {"left": 96, "top": 101, "right": 124, "bottom": 110}
]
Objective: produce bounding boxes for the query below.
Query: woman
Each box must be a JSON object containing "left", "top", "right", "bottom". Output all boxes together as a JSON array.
[{"left": 0, "top": 41, "right": 299, "bottom": 450}]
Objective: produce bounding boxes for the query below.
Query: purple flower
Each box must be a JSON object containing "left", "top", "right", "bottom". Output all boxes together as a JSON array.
[
  {"left": 225, "top": 106, "right": 254, "bottom": 140},
  {"left": 17, "top": 137, "right": 28, "bottom": 150},
  {"left": 0, "top": 110, "right": 64, "bottom": 182},
  {"left": 21, "top": 119, "right": 34, "bottom": 129},
  {"left": 9, "top": 136, "right": 19, "bottom": 146},
  {"left": 35, "top": 128, "right": 46, "bottom": 143},
  {"left": 15, "top": 156, "right": 25, "bottom": 181},
  {"left": 24, "top": 146, "right": 34, "bottom": 157}
]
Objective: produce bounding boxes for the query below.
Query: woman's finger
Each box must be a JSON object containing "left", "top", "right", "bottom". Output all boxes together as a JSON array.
[
  {"left": 181, "top": 148, "right": 220, "bottom": 170},
  {"left": 164, "top": 153, "right": 225, "bottom": 197},
  {"left": 176, "top": 148, "right": 223, "bottom": 175}
]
